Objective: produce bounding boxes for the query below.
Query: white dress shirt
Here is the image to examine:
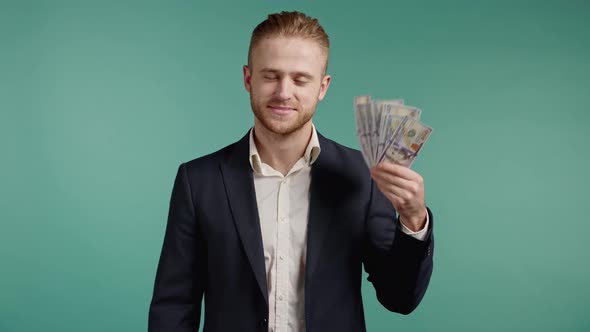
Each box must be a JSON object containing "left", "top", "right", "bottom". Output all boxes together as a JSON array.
[{"left": 248, "top": 125, "right": 429, "bottom": 332}]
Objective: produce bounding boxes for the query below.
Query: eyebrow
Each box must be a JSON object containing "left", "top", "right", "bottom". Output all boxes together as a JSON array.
[{"left": 260, "top": 68, "right": 314, "bottom": 80}]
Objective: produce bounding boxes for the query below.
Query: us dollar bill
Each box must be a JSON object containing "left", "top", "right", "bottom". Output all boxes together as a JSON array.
[
  {"left": 373, "top": 99, "right": 404, "bottom": 163},
  {"left": 376, "top": 104, "right": 422, "bottom": 162},
  {"left": 353, "top": 95, "right": 373, "bottom": 166},
  {"left": 353, "top": 95, "right": 432, "bottom": 168},
  {"left": 380, "top": 118, "right": 432, "bottom": 167}
]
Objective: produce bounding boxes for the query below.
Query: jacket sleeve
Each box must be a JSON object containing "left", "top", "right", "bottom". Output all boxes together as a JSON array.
[
  {"left": 362, "top": 178, "right": 434, "bottom": 315},
  {"left": 148, "top": 163, "right": 207, "bottom": 331}
]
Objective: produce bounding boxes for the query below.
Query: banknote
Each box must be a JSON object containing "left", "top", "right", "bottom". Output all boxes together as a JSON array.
[
  {"left": 353, "top": 95, "right": 432, "bottom": 168},
  {"left": 353, "top": 96, "right": 373, "bottom": 166},
  {"left": 380, "top": 117, "right": 433, "bottom": 167},
  {"left": 372, "top": 99, "right": 404, "bottom": 162},
  {"left": 376, "top": 104, "right": 422, "bottom": 162}
]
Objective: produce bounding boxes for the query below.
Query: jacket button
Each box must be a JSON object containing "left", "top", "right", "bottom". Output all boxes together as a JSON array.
[{"left": 259, "top": 318, "right": 268, "bottom": 327}]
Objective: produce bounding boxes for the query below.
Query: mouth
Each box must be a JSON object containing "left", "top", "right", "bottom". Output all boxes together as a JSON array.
[{"left": 268, "top": 105, "right": 296, "bottom": 115}]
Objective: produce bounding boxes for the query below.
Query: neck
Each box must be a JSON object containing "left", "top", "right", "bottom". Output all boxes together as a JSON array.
[{"left": 253, "top": 121, "right": 313, "bottom": 176}]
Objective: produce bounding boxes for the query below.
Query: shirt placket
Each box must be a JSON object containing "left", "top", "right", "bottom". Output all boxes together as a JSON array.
[{"left": 274, "top": 175, "right": 290, "bottom": 331}]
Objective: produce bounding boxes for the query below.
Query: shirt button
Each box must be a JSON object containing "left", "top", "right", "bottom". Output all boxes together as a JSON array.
[
  {"left": 279, "top": 256, "right": 284, "bottom": 260},
  {"left": 279, "top": 295, "right": 283, "bottom": 300},
  {"left": 280, "top": 217, "right": 285, "bottom": 222}
]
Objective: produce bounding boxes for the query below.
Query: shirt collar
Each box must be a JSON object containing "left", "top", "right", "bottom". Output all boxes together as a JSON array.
[{"left": 248, "top": 124, "right": 321, "bottom": 174}]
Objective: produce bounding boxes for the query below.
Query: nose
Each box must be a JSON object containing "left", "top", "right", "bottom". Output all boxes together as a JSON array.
[{"left": 274, "top": 78, "right": 294, "bottom": 101}]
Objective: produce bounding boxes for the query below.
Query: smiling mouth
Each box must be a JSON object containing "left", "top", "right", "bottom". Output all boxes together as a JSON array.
[
  {"left": 268, "top": 105, "right": 297, "bottom": 115},
  {"left": 269, "top": 105, "right": 296, "bottom": 111}
]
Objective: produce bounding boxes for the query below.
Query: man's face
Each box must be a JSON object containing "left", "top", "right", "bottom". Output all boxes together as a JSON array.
[{"left": 243, "top": 37, "right": 331, "bottom": 136}]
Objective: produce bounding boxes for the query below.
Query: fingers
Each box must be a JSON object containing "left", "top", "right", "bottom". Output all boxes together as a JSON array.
[
  {"left": 374, "top": 162, "right": 423, "bottom": 182},
  {"left": 374, "top": 181, "right": 411, "bottom": 202},
  {"left": 370, "top": 162, "right": 426, "bottom": 227},
  {"left": 371, "top": 168, "right": 412, "bottom": 189},
  {"left": 370, "top": 167, "right": 422, "bottom": 195},
  {"left": 374, "top": 179, "right": 417, "bottom": 203}
]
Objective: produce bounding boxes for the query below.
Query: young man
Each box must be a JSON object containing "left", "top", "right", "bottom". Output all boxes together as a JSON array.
[{"left": 148, "top": 11, "right": 434, "bottom": 332}]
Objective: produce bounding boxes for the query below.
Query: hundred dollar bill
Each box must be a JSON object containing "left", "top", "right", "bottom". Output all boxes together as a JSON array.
[
  {"left": 354, "top": 95, "right": 373, "bottom": 166},
  {"left": 380, "top": 118, "right": 432, "bottom": 167},
  {"left": 369, "top": 101, "right": 378, "bottom": 164},
  {"left": 373, "top": 99, "right": 404, "bottom": 162},
  {"left": 376, "top": 104, "right": 422, "bottom": 162}
]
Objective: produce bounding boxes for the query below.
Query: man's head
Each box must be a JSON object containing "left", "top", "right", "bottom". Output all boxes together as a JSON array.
[
  {"left": 247, "top": 11, "right": 330, "bottom": 75},
  {"left": 243, "top": 11, "right": 332, "bottom": 137}
]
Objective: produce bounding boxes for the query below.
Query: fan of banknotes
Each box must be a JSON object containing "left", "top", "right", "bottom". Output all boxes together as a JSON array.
[{"left": 353, "top": 95, "right": 433, "bottom": 168}]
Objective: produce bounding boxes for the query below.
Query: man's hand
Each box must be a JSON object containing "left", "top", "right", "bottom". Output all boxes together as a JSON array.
[{"left": 370, "top": 162, "right": 427, "bottom": 232}]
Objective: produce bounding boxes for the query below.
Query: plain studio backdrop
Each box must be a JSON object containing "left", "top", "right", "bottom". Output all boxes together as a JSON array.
[{"left": 1, "top": 0, "right": 589, "bottom": 331}]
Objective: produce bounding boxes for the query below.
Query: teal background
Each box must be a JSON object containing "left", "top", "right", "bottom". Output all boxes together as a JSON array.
[{"left": 1, "top": 0, "right": 589, "bottom": 331}]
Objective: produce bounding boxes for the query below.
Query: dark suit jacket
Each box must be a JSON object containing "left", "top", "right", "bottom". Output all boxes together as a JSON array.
[{"left": 148, "top": 131, "right": 434, "bottom": 332}]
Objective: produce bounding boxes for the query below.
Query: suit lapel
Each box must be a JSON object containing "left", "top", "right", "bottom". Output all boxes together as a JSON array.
[
  {"left": 219, "top": 132, "right": 268, "bottom": 305},
  {"left": 218, "top": 131, "right": 340, "bottom": 304},
  {"left": 306, "top": 133, "right": 337, "bottom": 282}
]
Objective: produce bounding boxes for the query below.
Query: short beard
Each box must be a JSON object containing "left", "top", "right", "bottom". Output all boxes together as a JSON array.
[{"left": 250, "top": 95, "right": 316, "bottom": 137}]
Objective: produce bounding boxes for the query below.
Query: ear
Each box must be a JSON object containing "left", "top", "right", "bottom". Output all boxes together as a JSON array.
[
  {"left": 243, "top": 65, "right": 252, "bottom": 93},
  {"left": 317, "top": 74, "right": 332, "bottom": 101}
]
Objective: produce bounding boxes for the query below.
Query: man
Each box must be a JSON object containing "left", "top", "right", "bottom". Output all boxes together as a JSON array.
[{"left": 148, "top": 11, "right": 434, "bottom": 332}]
